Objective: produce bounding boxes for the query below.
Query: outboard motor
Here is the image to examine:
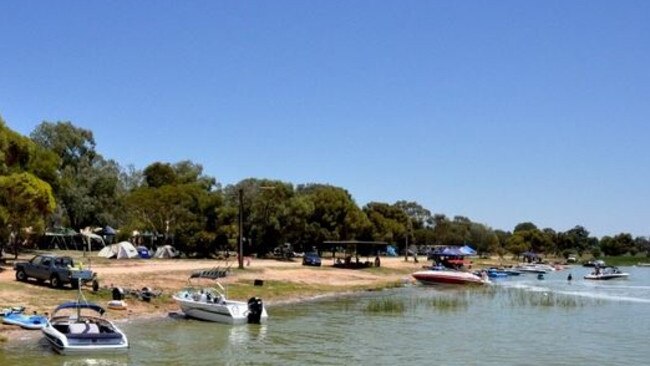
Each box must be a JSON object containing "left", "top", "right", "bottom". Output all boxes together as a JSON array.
[
  {"left": 247, "top": 297, "right": 264, "bottom": 324},
  {"left": 112, "top": 287, "right": 124, "bottom": 301}
]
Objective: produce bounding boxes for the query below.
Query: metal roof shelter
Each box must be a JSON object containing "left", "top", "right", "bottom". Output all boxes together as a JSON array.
[{"left": 318, "top": 240, "right": 389, "bottom": 269}]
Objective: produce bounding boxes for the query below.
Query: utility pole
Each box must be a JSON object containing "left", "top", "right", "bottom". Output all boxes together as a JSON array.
[
  {"left": 404, "top": 227, "right": 409, "bottom": 262},
  {"left": 238, "top": 188, "right": 244, "bottom": 269}
]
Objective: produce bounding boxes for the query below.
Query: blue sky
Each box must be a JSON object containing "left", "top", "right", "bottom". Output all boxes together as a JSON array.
[{"left": 1, "top": 1, "right": 648, "bottom": 237}]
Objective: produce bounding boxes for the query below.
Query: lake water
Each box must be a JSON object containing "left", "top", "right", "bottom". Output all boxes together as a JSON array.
[{"left": 2, "top": 265, "right": 650, "bottom": 365}]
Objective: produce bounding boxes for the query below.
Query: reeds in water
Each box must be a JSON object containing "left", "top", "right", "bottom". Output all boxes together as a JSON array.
[
  {"left": 364, "top": 297, "right": 406, "bottom": 314},
  {"left": 424, "top": 296, "right": 469, "bottom": 311},
  {"left": 505, "top": 288, "right": 587, "bottom": 308}
]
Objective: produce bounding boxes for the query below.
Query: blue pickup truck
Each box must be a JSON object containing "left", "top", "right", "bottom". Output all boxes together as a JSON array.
[{"left": 14, "top": 254, "right": 95, "bottom": 289}]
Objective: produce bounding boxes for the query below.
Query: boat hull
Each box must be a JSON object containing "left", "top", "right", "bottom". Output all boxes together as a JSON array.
[
  {"left": 412, "top": 270, "right": 489, "bottom": 285},
  {"left": 42, "top": 323, "right": 129, "bottom": 355},
  {"left": 584, "top": 273, "right": 629, "bottom": 280}
]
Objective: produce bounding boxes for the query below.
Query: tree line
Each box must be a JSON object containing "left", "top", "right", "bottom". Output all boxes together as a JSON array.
[{"left": 1, "top": 117, "right": 648, "bottom": 259}]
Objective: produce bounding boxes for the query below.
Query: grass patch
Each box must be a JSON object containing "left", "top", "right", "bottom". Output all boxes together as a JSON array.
[{"left": 364, "top": 297, "right": 406, "bottom": 314}]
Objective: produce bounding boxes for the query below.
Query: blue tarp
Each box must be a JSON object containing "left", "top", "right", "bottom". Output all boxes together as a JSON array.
[{"left": 386, "top": 245, "right": 397, "bottom": 256}]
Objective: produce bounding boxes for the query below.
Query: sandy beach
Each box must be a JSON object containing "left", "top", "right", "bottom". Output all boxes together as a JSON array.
[{"left": 0, "top": 254, "right": 428, "bottom": 343}]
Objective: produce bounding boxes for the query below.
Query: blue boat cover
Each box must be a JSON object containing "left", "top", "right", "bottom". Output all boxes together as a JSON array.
[{"left": 54, "top": 302, "right": 105, "bottom": 315}]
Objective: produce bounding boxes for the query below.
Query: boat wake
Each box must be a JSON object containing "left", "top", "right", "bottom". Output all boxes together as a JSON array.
[{"left": 498, "top": 281, "right": 650, "bottom": 304}]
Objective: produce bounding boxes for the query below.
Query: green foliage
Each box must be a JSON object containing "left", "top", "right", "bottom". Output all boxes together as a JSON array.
[
  {"left": 143, "top": 162, "right": 177, "bottom": 188},
  {"left": 364, "top": 202, "right": 408, "bottom": 243},
  {"left": 0, "top": 172, "right": 56, "bottom": 245},
  {"left": 30, "top": 121, "right": 123, "bottom": 229}
]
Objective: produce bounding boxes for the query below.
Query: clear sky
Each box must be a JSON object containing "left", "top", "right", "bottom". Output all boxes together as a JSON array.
[{"left": 1, "top": 1, "right": 648, "bottom": 238}]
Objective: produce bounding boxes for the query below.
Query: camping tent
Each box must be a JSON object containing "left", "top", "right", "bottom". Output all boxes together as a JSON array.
[
  {"left": 80, "top": 229, "right": 105, "bottom": 251},
  {"left": 97, "top": 241, "right": 139, "bottom": 259},
  {"left": 137, "top": 246, "right": 152, "bottom": 259},
  {"left": 154, "top": 245, "right": 179, "bottom": 259}
]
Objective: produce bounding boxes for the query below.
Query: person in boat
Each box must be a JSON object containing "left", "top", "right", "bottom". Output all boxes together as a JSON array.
[{"left": 567, "top": 273, "right": 573, "bottom": 281}]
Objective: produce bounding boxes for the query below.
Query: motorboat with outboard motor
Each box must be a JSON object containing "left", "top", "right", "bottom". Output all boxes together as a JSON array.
[
  {"left": 412, "top": 268, "right": 490, "bottom": 285},
  {"left": 41, "top": 269, "right": 129, "bottom": 354},
  {"left": 172, "top": 267, "right": 267, "bottom": 324},
  {"left": 584, "top": 266, "right": 629, "bottom": 280}
]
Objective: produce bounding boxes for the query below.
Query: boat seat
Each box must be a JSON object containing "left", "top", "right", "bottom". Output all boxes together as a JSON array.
[
  {"left": 67, "top": 332, "right": 123, "bottom": 340},
  {"left": 69, "top": 322, "right": 100, "bottom": 335}
]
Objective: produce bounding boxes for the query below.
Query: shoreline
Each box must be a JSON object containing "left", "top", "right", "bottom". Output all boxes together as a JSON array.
[
  {"left": 1, "top": 255, "right": 424, "bottom": 347},
  {"left": 0, "top": 280, "right": 412, "bottom": 347}
]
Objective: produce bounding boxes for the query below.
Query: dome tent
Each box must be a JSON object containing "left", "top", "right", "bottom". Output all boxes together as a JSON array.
[
  {"left": 97, "top": 241, "right": 139, "bottom": 259},
  {"left": 154, "top": 245, "right": 179, "bottom": 259}
]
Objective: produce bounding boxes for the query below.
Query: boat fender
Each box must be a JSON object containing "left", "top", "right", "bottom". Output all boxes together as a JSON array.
[
  {"left": 107, "top": 300, "right": 128, "bottom": 310},
  {"left": 247, "top": 297, "right": 264, "bottom": 324}
]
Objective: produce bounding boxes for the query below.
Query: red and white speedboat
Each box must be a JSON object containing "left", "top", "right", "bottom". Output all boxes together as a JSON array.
[{"left": 412, "top": 269, "right": 490, "bottom": 285}]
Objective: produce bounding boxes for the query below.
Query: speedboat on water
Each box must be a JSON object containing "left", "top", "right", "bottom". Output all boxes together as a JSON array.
[
  {"left": 412, "top": 269, "right": 490, "bottom": 285},
  {"left": 41, "top": 302, "right": 129, "bottom": 354},
  {"left": 584, "top": 266, "right": 629, "bottom": 280},
  {"left": 173, "top": 268, "right": 267, "bottom": 325},
  {"left": 516, "top": 263, "right": 555, "bottom": 274}
]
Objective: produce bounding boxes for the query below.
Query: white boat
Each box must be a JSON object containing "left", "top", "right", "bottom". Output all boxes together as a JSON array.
[
  {"left": 516, "top": 263, "right": 555, "bottom": 274},
  {"left": 584, "top": 266, "right": 629, "bottom": 280},
  {"left": 173, "top": 287, "right": 267, "bottom": 324},
  {"left": 412, "top": 269, "right": 490, "bottom": 285},
  {"left": 41, "top": 302, "right": 129, "bottom": 354},
  {"left": 173, "top": 267, "right": 268, "bottom": 324}
]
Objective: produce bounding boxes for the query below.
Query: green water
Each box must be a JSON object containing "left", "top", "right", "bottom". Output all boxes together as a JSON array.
[{"left": 3, "top": 266, "right": 650, "bottom": 365}]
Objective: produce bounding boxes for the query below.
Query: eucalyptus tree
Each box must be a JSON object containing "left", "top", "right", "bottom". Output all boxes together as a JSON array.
[
  {"left": 468, "top": 222, "right": 499, "bottom": 255},
  {"left": 508, "top": 222, "right": 555, "bottom": 256},
  {"left": 225, "top": 179, "right": 294, "bottom": 255},
  {"left": 125, "top": 161, "right": 221, "bottom": 257},
  {"left": 0, "top": 119, "right": 58, "bottom": 256},
  {"left": 363, "top": 202, "right": 408, "bottom": 244},
  {"left": 431, "top": 214, "right": 469, "bottom": 247},
  {"left": 0, "top": 173, "right": 56, "bottom": 257},
  {"left": 31, "top": 121, "right": 123, "bottom": 229},
  {"left": 600, "top": 233, "right": 635, "bottom": 256},
  {"left": 393, "top": 200, "right": 432, "bottom": 229},
  {"left": 296, "top": 183, "right": 370, "bottom": 245}
]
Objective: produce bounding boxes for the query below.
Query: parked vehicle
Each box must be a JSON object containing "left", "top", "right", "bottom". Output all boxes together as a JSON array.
[
  {"left": 272, "top": 243, "right": 295, "bottom": 260},
  {"left": 302, "top": 252, "right": 322, "bottom": 267},
  {"left": 14, "top": 254, "right": 95, "bottom": 289}
]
